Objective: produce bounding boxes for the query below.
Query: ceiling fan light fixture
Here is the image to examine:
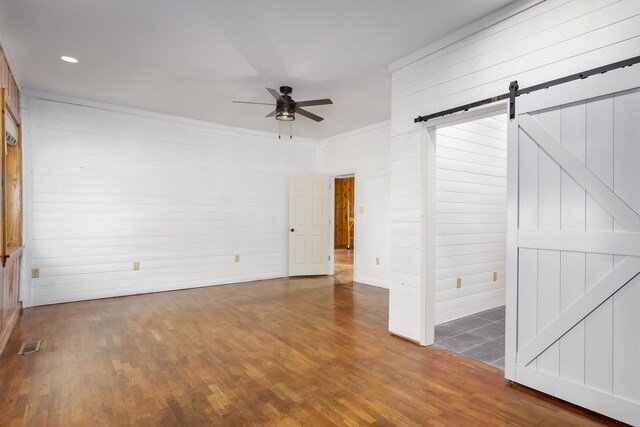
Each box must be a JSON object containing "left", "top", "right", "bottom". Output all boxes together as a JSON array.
[{"left": 276, "top": 109, "right": 295, "bottom": 121}]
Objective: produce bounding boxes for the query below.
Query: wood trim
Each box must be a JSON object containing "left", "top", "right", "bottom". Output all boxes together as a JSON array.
[
  {"left": 0, "top": 88, "right": 6, "bottom": 267},
  {"left": 423, "top": 100, "right": 507, "bottom": 129},
  {"left": 421, "top": 126, "right": 436, "bottom": 346},
  {"left": 3, "top": 245, "right": 23, "bottom": 260},
  {"left": 390, "top": 332, "right": 421, "bottom": 346},
  {"left": 6, "top": 114, "right": 22, "bottom": 247},
  {"left": 388, "top": 0, "right": 545, "bottom": 72},
  {"left": 0, "top": 302, "right": 19, "bottom": 356},
  {"left": 0, "top": 45, "right": 20, "bottom": 124},
  {"left": 504, "top": 110, "right": 519, "bottom": 381},
  {"left": 0, "top": 252, "right": 21, "bottom": 357}
]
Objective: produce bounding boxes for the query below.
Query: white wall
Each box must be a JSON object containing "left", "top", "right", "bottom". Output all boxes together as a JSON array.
[
  {"left": 23, "top": 92, "right": 318, "bottom": 307},
  {"left": 388, "top": 0, "right": 640, "bottom": 342},
  {"left": 319, "top": 122, "right": 391, "bottom": 289},
  {"left": 435, "top": 115, "right": 507, "bottom": 324}
]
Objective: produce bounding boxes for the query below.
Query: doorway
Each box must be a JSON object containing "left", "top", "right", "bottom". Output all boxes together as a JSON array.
[
  {"left": 424, "top": 108, "right": 508, "bottom": 368},
  {"left": 334, "top": 176, "right": 355, "bottom": 285}
]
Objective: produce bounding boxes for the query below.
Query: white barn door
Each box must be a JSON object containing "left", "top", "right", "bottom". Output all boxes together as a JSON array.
[
  {"left": 289, "top": 176, "right": 330, "bottom": 276},
  {"left": 506, "top": 66, "right": 640, "bottom": 425}
]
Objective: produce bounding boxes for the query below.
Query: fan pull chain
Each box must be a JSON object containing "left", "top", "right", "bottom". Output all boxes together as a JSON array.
[
  {"left": 290, "top": 122, "right": 292, "bottom": 139},
  {"left": 278, "top": 120, "right": 281, "bottom": 139}
]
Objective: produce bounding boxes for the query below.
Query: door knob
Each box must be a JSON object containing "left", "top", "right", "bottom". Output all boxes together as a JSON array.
[{"left": 290, "top": 228, "right": 295, "bottom": 232}]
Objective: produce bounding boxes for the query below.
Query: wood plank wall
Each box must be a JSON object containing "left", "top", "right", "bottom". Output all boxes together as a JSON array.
[
  {"left": 319, "top": 122, "right": 391, "bottom": 288},
  {"left": 435, "top": 115, "right": 507, "bottom": 324},
  {"left": 387, "top": 0, "right": 640, "bottom": 342},
  {"left": 334, "top": 177, "right": 354, "bottom": 248},
  {"left": 27, "top": 95, "right": 317, "bottom": 306}
]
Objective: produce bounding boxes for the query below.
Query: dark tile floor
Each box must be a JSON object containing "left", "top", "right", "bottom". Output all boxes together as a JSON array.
[{"left": 434, "top": 306, "right": 505, "bottom": 369}]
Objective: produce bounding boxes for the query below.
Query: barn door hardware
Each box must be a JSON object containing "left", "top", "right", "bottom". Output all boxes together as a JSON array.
[
  {"left": 413, "top": 55, "right": 640, "bottom": 124},
  {"left": 508, "top": 80, "right": 519, "bottom": 120}
]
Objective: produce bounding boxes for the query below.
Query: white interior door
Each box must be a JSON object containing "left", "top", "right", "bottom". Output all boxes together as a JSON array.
[
  {"left": 289, "top": 176, "right": 330, "bottom": 276},
  {"left": 506, "top": 66, "right": 640, "bottom": 425}
]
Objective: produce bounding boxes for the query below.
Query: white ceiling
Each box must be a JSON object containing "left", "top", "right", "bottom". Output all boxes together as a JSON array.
[{"left": 0, "top": 0, "right": 513, "bottom": 139}]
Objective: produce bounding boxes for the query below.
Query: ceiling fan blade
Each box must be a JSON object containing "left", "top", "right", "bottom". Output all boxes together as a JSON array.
[
  {"left": 266, "top": 87, "right": 284, "bottom": 102},
  {"left": 232, "top": 101, "right": 274, "bottom": 105},
  {"left": 265, "top": 110, "right": 277, "bottom": 118},
  {"left": 296, "top": 107, "right": 324, "bottom": 122},
  {"left": 295, "top": 98, "right": 333, "bottom": 108}
]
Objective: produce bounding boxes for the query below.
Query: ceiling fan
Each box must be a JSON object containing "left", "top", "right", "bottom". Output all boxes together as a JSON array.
[{"left": 233, "top": 86, "right": 333, "bottom": 122}]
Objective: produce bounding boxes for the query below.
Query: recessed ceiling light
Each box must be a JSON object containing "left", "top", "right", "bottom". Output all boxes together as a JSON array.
[{"left": 60, "top": 56, "right": 78, "bottom": 64}]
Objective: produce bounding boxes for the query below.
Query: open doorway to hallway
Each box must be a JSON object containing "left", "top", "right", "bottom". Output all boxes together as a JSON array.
[
  {"left": 426, "top": 111, "right": 507, "bottom": 369},
  {"left": 334, "top": 176, "right": 355, "bottom": 285}
]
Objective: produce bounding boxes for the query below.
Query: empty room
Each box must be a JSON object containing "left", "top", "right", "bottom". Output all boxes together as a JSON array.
[{"left": 0, "top": 1, "right": 639, "bottom": 426}]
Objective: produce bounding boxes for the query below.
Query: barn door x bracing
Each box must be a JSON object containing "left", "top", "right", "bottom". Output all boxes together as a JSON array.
[{"left": 506, "top": 66, "right": 640, "bottom": 425}]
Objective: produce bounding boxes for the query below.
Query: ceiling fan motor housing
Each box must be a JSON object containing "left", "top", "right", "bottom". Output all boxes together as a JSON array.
[{"left": 276, "top": 87, "right": 296, "bottom": 120}]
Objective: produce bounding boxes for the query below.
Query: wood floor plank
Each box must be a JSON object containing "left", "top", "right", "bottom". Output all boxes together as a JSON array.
[{"left": 0, "top": 275, "right": 625, "bottom": 426}]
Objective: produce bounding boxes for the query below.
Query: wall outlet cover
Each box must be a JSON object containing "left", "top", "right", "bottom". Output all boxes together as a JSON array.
[
  {"left": 133, "top": 262, "right": 140, "bottom": 270},
  {"left": 31, "top": 268, "right": 40, "bottom": 279},
  {"left": 493, "top": 271, "right": 498, "bottom": 281},
  {"left": 235, "top": 254, "right": 240, "bottom": 263},
  {"left": 456, "top": 277, "right": 462, "bottom": 288},
  {"left": 376, "top": 257, "right": 380, "bottom": 265}
]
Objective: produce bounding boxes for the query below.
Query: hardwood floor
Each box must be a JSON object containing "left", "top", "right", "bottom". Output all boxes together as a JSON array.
[
  {"left": 0, "top": 277, "right": 622, "bottom": 426},
  {"left": 334, "top": 247, "right": 354, "bottom": 286}
]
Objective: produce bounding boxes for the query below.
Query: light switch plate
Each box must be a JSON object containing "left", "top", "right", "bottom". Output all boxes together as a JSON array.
[
  {"left": 456, "top": 277, "right": 462, "bottom": 288},
  {"left": 133, "top": 262, "right": 140, "bottom": 270},
  {"left": 376, "top": 257, "right": 380, "bottom": 265},
  {"left": 31, "top": 268, "right": 40, "bottom": 279},
  {"left": 493, "top": 271, "right": 498, "bottom": 282},
  {"left": 235, "top": 254, "right": 240, "bottom": 263}
]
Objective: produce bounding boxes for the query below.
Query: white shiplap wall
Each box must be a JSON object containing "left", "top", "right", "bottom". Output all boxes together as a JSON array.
[
  {"left": 388, "top": 0, "right": 640, "bottom": 342},
  {"left": 319, "top": 122, "right": 391, "bottom": 289},
  {"left": 435, "top": 115, "right": 506, "bottom": 324},
  {"left": 24, "top": 92, "right": 317, "bottom": 307}
]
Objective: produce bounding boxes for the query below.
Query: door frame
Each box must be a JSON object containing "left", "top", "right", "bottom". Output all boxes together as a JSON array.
[
  {"left": 329, "top": 171, "right": 357, "bottom": 282},
  {"left": 420, "top": 101, "right": 508, "bottom": 346},
  {"left": 288, "top": 175, "right": 332, "bottom": 277}
]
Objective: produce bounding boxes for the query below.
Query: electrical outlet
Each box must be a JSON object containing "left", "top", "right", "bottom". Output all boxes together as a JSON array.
[
  {"left": 375, "top": 257, "right": 380, "bottom": 266},
  {"left": 133, "top": 262, "right": 140, "bottom": 270},
  {"left": 31, "top": 268, "right": 40, "bottom": 279},
  {"left": 456, "top": 277, "right": 462, "bottom": 288},
  {"left": 493, "top": 271, "right": 498, "bottom": 282},
  {"left": 235, "top": 254, "right": 240, "bottom": 263}
]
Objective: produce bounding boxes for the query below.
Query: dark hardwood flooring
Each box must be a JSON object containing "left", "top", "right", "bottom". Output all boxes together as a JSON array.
[{"left": 0, "top": 276, "right": 622, "bottom": 426}]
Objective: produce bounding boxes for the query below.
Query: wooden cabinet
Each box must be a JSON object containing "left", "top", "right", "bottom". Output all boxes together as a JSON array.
[
  {"left": 0, "top": 46, "right": 19, "bottom": 123},
  {"left": 0, "top": 83, "right": 22, "bottom": 355},
  {"left": 0, "top": 247, "right": 21, "bottom": 352}
]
